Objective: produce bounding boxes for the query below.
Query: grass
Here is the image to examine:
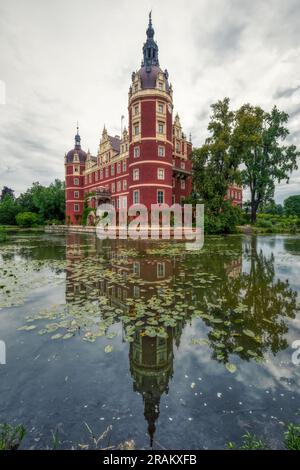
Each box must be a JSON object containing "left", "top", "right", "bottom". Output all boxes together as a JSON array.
[
  {"left": 227, "top": 422, "right": 300, "bottom": 450},
  {"left": 0, "top": 424, "right": 26, "bottom": 450},
  {"left": 284, "top": 424, "right": 300, "bottom": 450}
]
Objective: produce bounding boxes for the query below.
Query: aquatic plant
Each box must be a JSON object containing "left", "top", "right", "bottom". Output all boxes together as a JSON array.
[{"left": 0, "top": 424, "right": 26, "bottom": 450}]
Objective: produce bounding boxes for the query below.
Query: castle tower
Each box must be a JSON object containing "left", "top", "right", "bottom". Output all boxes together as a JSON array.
[
  {"left": 128, "top": 13, "right": 174, "bottom": 210},
  {"left": 64, "top": 125, "right": 87, "bottom": 224}
]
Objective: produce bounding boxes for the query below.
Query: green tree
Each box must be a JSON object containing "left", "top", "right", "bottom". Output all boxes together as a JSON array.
[
  {"left": 0, "top": 195, "right": 20, "bottom": 225},
  {"left": 284, "top": 195, "right": 300, "bottom": 217},
  {"left": 192, "top": 98, "right": 242, "bottom": 233},
  {"left": 260, "top": 199, "right": 284, "bottom": 215},
  {"left": 234, "top": 104, "right": 299, "bottom": 223},
  {"left": 16, "top": 211, "right": 39, "bottom": 227}
]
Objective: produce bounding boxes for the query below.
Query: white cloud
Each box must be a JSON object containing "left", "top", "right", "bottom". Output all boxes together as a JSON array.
[{"left": 0, "top": 0, "right": 299, "bottom": 200}]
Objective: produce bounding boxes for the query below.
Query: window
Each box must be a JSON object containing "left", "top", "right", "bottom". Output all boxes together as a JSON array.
[
  {"left": 117, "top": 198, "right": 120, "bottom": 209},
  {"left": 158, "top": 81, "right": 163, "bottom": 90},
  {"left": 133, "top": 190, "right": 139, "bottom": 204},
  {"left": 105, "top": 167, "right": 109, "bottom": 178},
  {"left": 180, "top": 161, "right": 185, "bottom": 169},
  {"left": 74, "top": 190, "right": 79, "bottom": 198},
  {"left": 157, "top": 262, "right": 165, "bottom": 278},
  {"left": 74, "top": 165, "right": 79, "bottom": 173},
  {"left": 74, "top": 177, "right": 79, "bottom": 185},
  {"left": 134, "top": 124, "right": 140, "bottom": 136},
  {"left": 111, "top": 182, "right": 115, "bottom": 193},
  {"left": 74, "top": 203, "right": 79, "bottom": 212},
  {"left": 134, "top": 84, "right": 138, "bottom": 92},
  {"left": 134, "top": 146, "right": 140, "bottom": 158},
  {"left": 117, "top": 181, "right": 121, "bottom": 192},
  {"left": 100, "top": 169, "right": 103, "bottom": 179},
  {"left": 95, "top": 171, "right": 98, "bottom": 181},
  {"left": 133, "top": 286, "right": 140, "bottom": 298},
  {"left": 123, "top": 179, "right": 127, "bottom": 190},
  {"left": 117, "top": 162, "right": 121, "bottom": 174},
  {"left": 157, "top": 190, "right": 164, "bottom": 204},
  {"left": 133, "top": 168, "right": 139, "bottom": 181},
  {"left": 158, "top": 145, "right": 165, "bottom": 157},
  {"left": 158, "top": 102, "right": 164, "bottom": 114},
  {"left": 133, "top": 262, "right": 140, "bottom": 275},
  {"left": 158, "top": 122, "right": 164, "bottom": 134},
  {"left": 157, "top": 168, "right": 165, "bottom": 180},
  {"left": 111, "top": 164, "right": 115, "bottom": 176},
  {"left": 122, "top": 196, "right": 127, "bottom": 208},
  {"left": 73, "top": 153, "right": 79, "bottom": 162},
  {"left": 181, "top": 179, "right": 186, "bottom": 189},
  {"left": 176, "top": 142, "right": 180, "bottom": 152},
  {"left": 172, "top": 195, "right": 175, "bottom": 204},
  {"left": 123, "top": 160, "right": 127, "bottom": 172},
  {"left": 134, "top": 105, "right": 139, "bottom": 115},
  {"left": 88, "top": 174, "right": 92, "bottom": 184}
]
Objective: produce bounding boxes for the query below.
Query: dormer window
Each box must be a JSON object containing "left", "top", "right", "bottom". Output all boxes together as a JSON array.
[
  {"left": 134, "top": 84, "right": 138, "bottom": 92},
  {"left": 73, "top": 154, "right": 79, "bottom": 162},
  {"left": 158, "top": 81, "right": 163, "bottom": 90}
]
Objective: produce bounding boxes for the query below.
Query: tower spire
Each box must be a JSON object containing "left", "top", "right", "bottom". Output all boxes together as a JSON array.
[
  {"left": 142, "top": 11, "right": 159, "bottom": 71},
  {"left": 75, "top": 122, "right": 81, "bottom": 148}
]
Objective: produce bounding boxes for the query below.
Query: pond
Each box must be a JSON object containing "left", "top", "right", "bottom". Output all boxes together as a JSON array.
[{"left": 0, "top": 233, "right": 299, "bottom": 449}]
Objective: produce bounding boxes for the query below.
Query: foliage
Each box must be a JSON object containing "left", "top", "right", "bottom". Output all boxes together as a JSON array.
[
  {"left": 284, "top": 424, "right": 300, "bottom": 450},
  {"left": 0, "top": 194, "right": 20, "bottom": 225},
  {"left": 16, "top": 211, "right": 39, "bottom": 228},
  {"left": 192, "top": 98, "right": 241, "bottom": 215},
  {"left": 0, "top": 180, "right": 65, "bottom": 226},
  {"left": 0, "top": 186, "right": 14, "bottom": 202},
  {"left": 284, "top": 195, "right": 300, "bottom": 217},
  {"left": 205, "top": 201, "right": 243, "bottom": 234},
  {"left": 0, "top": 423, "right": 26, "bottom": 450},
  {"left": 260, "top": 199, "right": 284, "bottom": 216},
  {"left": 227, "top": 432, "right": 266, "bottom": 450},
  {"left": 255, "top": 213, "right": 300, "bottom": 233},
  {"left": 234, "top": 104, "right": 299, "bottom": 223}
]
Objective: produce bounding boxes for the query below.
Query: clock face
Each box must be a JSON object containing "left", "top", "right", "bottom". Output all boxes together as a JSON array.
[{"left": 168, "top": 104, "right": 172, "bottom": 114}]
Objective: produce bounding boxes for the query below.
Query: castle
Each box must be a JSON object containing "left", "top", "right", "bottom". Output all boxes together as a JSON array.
[{"left": 65, "top": 13, "right": 242, "bottom": 225}]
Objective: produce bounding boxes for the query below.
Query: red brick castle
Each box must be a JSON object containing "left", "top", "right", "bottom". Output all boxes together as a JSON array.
[{"left": 65, "top": 13, "right": 242, "bottom": 225}]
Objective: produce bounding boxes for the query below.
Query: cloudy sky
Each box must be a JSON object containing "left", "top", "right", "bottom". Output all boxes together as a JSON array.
[{"left": 0, "top": 0, "right": 299, "bottom": 202}]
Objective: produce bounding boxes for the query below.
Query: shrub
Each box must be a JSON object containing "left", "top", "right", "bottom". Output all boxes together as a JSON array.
[{"left": 15, "top": 211, "right": 39, "bottom": 228}]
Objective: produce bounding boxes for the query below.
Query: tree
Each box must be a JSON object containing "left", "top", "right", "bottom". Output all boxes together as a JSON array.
[
  {"left": 0, "top": 194, "right": 20, "bottom": 225},
  {"left": 284, "top": 195, "right": 300, "bottom": 217},
  {"left": 16, "top": 211, "right": 39, "bottom": 227},
  {"left": 260, "top": 199, "right": 284, "bottom": 216},
  {"left": 192, "top": 98, "right": 241, "bottom": 209},
  {"left": 1, "top": 186, "right": 14, "bottom": 202},
  {"left": 234, "top": 104, "right": 299, "bottom": 223}
]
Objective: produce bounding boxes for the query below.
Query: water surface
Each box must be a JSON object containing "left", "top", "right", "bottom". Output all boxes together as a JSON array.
[{"left": 0, "top": 233, "right": 299, "bottom": 449}]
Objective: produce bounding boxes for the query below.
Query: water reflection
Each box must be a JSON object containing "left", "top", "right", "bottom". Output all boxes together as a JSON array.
[{"left": 64, "top": 234, "right": 299, "bottom": 445}]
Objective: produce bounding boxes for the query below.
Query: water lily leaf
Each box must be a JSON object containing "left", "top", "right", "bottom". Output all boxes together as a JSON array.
[
  {"left": 18, "top": 325, "right": 37, "bottom": 331},
  {"left": 225, "top": 363, "right": 237, "bottom": 373},
  {"left": 243, "top": 329, "right": 256, "bottom": 338},
  {"left": 104, "top": 345, "right": 113, "bottom": 353},
  {"left": 51, "top": 333, "right": 63, "bottom": 340},
  {"left": 63, "top": 333, "right": 74, "bottom": 340}
]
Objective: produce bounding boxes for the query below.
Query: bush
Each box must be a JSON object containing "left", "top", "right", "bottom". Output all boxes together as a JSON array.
[
  {"left": 205, "top": 203, "right": 243, "bottom": 234},
  {"left": 16, "top": 211, "right": 39, "bottom": 228}
]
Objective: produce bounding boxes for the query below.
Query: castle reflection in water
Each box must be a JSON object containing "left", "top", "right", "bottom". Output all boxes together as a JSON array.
[{"left": 65, "top": 233, "right": 242, "bottom": 445}]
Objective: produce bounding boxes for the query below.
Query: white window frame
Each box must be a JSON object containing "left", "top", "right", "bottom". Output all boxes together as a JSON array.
[{"left": 157, "top": 168, "right": 165, "bottom": 180}]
